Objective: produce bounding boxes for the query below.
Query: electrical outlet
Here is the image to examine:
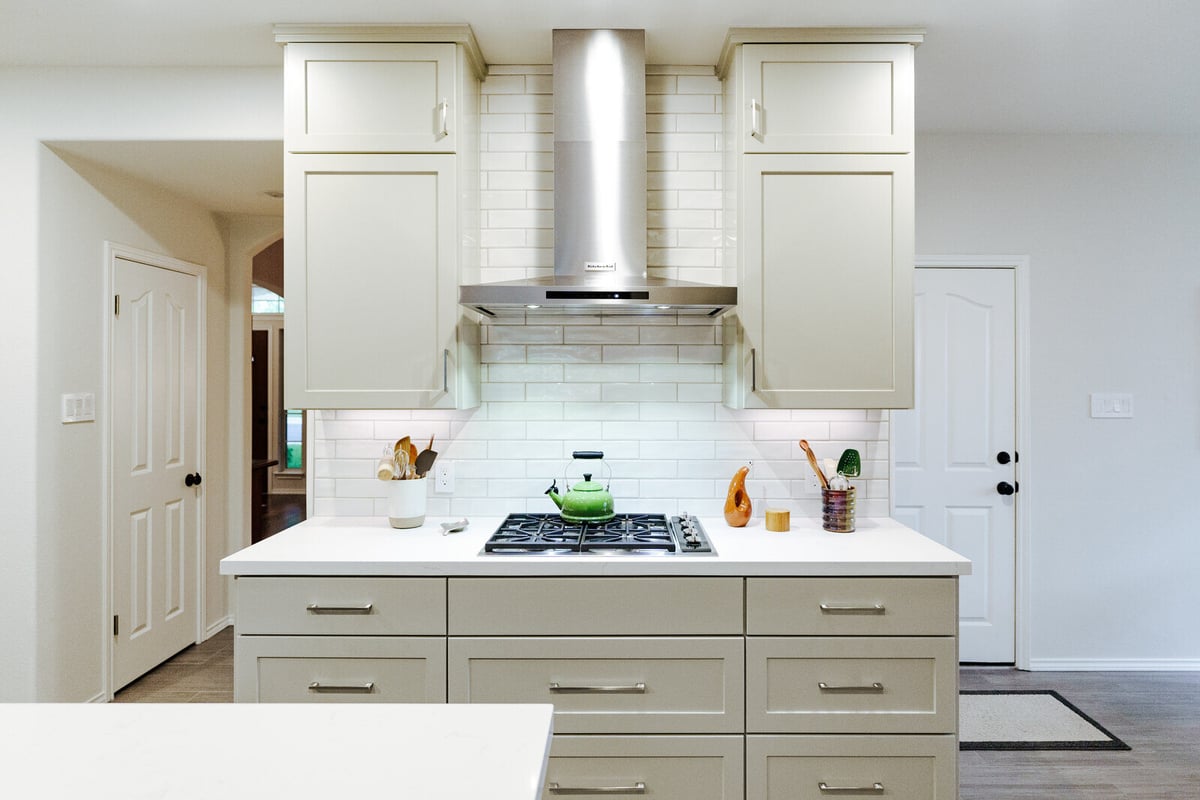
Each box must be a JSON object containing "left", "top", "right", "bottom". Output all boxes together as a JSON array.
[
  {"left": 804, "top": 470, "right": 820, "bottom": 495},
  {"left": 434, "top": 461, "right": 454, "bottom": 494}
]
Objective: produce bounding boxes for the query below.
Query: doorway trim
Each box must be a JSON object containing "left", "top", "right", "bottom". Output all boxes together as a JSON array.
[
  {"left": 895, "top": 255, "right": 1032, "bottom": 669},
  {"left": 101, "top": 241, "right": 208, "bottom": 699}
]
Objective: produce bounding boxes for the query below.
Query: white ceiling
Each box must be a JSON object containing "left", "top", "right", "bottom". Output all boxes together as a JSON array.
[{"left": 9, "top": 0, "right": 1199, "bottom": 214}]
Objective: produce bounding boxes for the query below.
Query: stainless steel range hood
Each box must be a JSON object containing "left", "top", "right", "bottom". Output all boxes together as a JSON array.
[{"left": 459, "top": 28, "right": 737, "bottom": 317}]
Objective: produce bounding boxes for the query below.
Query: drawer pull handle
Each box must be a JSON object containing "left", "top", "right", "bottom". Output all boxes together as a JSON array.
[
  {"left": 307, "top": 681, "right": 375, "bottom": 694},
  {"left": 548, "top": 782, "right": 647, "bottom": 795},
  {"left": 818, "top": 681, "right": 884, "bottom": 693},
  {"left": 750, "top": 99, "right": 763, "bottom": 140},
  {"left": 306, "top": 604, "right": 373, "bottom": 615},
  {"left": 548, "top": 682, "right": 647, "bottom": 694},
  {"left": 819, "top": 603, "right": 885, "bottom": 614},
  {"left": 818, "top": 781, "right": 884, "bottom": 794}
]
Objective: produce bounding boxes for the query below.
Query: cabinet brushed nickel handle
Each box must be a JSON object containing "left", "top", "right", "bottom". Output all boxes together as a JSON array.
[
  {"left": 819, "top": 603, "right": 886, "bottom": 614},
  {"left": 308, "top": 681, "right": 375, "bottom": 694},
  {"left": 548, "top": 682, "right": 647, "bottom": 694},
  {"left": 818, "top": 681, "right": 884, "bottom": 693},
  {"left": 750, "top": 348, "right": 757, "bottom": 392},
  {"left": 306, "top": 603, "right": 373, "bottom": 615},
  {"left": 750, "top": 98, "right": 763, "bottom": 140},
  {"left": 443, "top": 348, "right": 450, "bottom": 392},
  {"left": 548, "top": 782, "right": 647, "bottom": 795},
  {"left": 818, "top": 781, "right": 884, "bottom": 794},
  {"left": 437, "top": 98, "right": 449, "bottom": 137}
]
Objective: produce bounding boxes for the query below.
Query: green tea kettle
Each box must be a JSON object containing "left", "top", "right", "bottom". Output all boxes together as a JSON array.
[{"left": 545, "top": 450, "right": 615, "bottom": 523}]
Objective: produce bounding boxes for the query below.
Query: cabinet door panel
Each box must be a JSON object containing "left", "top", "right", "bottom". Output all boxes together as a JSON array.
[
  {"left": 285, "top": 154, "right": 462, "bottom": 408},
  {"left": 740, "top": 154, "right": 913, "bottom": 408},
  {"left": 747, "top": 735, "right": 957, "bottom": 800},
  {"left": 234, "top": 635, "right": 447, "bottom": 703},
  {"left": 546, "top": 736, "right": 744, "bottom": 800},
  {"left": 449, "top": 637, "right": 744, "bottom": 734},
  {"left": 286, "top": 43, "right": 457, "bottom": 153},
  {"left": 741, "top": 44, "right": 913, "bottom": 153},
  {"left": 746, "top": 637, "right": 956, "bottom": 734}
]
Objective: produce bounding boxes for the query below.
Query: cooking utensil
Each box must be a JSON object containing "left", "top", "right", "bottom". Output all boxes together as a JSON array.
[
  {"left": 415, "top": 434, "right": 438, "bottom": 478},
  {"left": 837, "top": 448, "right": 861, "bottom": 478},
  {"left": 798, "top": 440, "right": 829, "bottom": 490},
  {"left": 440, "top": 518, "right": 469, "bottom": 536}
]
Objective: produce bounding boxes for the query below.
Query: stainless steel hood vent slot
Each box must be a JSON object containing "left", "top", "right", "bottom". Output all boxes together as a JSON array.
[{"left": 458, "top": 28, "right": 737, "bottom": 316}]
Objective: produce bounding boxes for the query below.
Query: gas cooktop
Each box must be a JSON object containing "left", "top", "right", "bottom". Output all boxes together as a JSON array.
[{"left": 481, "top": 513, "right": 715, "bottom": 556}]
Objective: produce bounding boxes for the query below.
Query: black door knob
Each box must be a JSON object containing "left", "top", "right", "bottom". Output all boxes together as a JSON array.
[
  {"left": 997, "top": 481, "right": 1016, "bottom": 496},
  {"left": 997, "top": 451, "right": 1011, "bottom": 464},
  {"left": 185, "top": 472, "right": 203, "bottom": 487}
]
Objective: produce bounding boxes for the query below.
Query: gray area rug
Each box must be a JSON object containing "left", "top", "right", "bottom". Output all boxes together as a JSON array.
[{"left": 960, "top": 690, "right": 1131, "bottom": 751}]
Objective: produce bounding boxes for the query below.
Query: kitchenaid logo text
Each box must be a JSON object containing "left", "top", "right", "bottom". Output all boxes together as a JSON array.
[{"left": 584, "top": 262, "right": 617, "bottom": 272}]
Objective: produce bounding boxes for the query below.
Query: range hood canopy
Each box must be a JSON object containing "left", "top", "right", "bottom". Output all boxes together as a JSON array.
[{"left": 459, "top": 28, "right": 737, "bottom": 317}]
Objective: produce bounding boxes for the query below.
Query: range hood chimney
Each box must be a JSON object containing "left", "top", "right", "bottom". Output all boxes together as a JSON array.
[{"left": 459, "top": 28, "right": 737, "bottom": 316}]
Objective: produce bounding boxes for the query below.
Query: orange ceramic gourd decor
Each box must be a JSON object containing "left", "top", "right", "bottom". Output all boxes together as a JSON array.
[{"left": 724, "top": 465, "right": 752, "bottom": 527}]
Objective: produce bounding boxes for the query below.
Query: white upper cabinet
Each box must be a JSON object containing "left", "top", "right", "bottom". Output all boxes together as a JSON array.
[
  {"left": 285, "top": 42, "right": 460, "bottom": 153},
  {"left": 720, "top": 30, "right": 921, "bottom": 409},
  {"left": 736, "top": 43, "right": 915, "bottom": 154},
  {"left": 277, "top": 26, "right": 484, "bottom": 409}
]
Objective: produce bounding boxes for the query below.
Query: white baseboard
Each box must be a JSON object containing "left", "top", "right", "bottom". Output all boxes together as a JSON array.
[
  {"left": 1028, "top": 658, "right": 1200, "bottom": 671},
  {"left": 205, "top": 615, "right": 234, "bottom": 639}
]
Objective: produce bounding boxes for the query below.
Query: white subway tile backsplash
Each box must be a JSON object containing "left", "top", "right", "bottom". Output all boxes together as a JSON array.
[{"left": 311, "top": 67, "right": 890, "bottom": 519}]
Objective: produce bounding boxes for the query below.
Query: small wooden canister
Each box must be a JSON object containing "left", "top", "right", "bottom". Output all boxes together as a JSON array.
[{"left": 765, "top": 508, "right": 790, "bottom": 532}]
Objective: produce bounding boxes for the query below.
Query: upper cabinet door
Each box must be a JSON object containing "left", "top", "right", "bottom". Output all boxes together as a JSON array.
[
  {"left": 736, "top": 154, "right": 914, "bottom": 408},
  {"left": 285, "top": 43, "right": 458, "bottom": 153},
  {"left": 284, "top": 154, "right": 467, "bottom": 409},
  {"left": 739, "top": 44, "right": 914, "bottom": 154}
]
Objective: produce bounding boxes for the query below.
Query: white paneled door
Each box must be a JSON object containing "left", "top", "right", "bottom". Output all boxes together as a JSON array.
[
  {"left": 893, "top": 267, "right": 1017, "bottom": 663},
  {"left": 111, "top": 255, "right": 202, "bottom": 691}
]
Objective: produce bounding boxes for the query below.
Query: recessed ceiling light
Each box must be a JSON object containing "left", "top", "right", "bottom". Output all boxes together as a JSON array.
[{"left": 263, "top": 190, "right": 283, "bottom": 199}]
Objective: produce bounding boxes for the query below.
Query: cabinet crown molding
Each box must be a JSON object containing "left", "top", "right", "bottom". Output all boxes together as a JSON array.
[
  {"left": 717, "top": 27, "right": 925, "bottom": 79},
  {"left": 273, "top": 23, "right": 488, "bottom": 79}
]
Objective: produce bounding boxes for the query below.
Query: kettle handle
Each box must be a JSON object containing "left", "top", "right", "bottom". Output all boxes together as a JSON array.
[{"left": 565, "top": 452, "right": 612, "bottom": 489}]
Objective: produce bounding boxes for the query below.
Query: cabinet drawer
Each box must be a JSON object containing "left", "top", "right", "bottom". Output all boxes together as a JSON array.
[
  {"left": 234, "top": 635, "right": 447, "bottom": 703},
  {"left": 449, "top": 637, "right": 744, "bottom": 733},
  {"left": 236, "top": 577, "right": 445, "bottom": 635},
  {"left": 546, "top": 736, "right": 743, "bottom": 800},
  {"left": 449, "top": 578, "right": 743, "bottom": 635},
  {"left": 747, "top": 735, "right": 957, "bottom": 800},
  {"left": 747, "top": 578, "right": 956, "bottom": 636},
  {"left": 747, "top": 637, "right": 957, "bottom": 733},
  {"left": 285, "top": 42, "right": 458, "bottom": 153}
]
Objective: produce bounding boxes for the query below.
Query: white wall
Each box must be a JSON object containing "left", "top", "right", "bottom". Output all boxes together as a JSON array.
[
  {"left": 0, "top": 67, "right": 281, "bottom": 701},
  {"left": 916, "top": 133, "right": 1200, "bottom": 667}
]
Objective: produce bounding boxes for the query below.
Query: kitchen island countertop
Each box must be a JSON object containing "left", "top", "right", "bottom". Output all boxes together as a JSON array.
[
  {"left": 220, "top": 515, "right": 970, "bottom": 576},
  {"left": 0, "top": 703, "right": 554, "bottom": 800}
]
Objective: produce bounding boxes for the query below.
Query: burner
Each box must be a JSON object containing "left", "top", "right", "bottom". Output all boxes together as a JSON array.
[{"left": 482, "top": 513, "right": 714, "bottom": 555}]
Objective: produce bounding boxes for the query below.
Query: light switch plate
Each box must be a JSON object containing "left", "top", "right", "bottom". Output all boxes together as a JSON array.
[
  {"left": 61, "top": 392, "right": 96, "bottom": 423},
  {"left": 1090, "top": 392, "right": 1134, "bottom": 418}
]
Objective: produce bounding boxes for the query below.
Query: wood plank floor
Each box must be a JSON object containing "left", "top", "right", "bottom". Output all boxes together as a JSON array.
[{"left": 116, "top": 649, "right": 1200, "bottom": 798}]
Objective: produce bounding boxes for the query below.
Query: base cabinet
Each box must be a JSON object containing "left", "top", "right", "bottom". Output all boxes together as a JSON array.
[{"left": 234, "top": 575, "right": 958, "bottom": 798}]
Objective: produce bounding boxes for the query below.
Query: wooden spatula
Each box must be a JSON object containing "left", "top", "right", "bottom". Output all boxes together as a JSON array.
[{"left": 799, "top": 439, "right": 829, "bottom": 490}]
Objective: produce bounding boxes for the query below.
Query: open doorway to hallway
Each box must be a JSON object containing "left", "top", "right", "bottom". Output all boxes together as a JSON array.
[{"left": 250, "top": 238, "right": 306, "bottom": 541}]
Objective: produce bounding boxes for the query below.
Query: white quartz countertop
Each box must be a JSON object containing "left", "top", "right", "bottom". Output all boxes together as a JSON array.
[
  {"left": 0, "top": 703, "right": 553, "bottom": 800},
  {"left": 221, "top": 516, "right": 970, "bottom": 576}
]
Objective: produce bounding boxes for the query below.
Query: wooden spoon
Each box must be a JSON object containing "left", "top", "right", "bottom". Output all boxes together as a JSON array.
[{"left": 798, "top": 439, "right": 829, "bottom": 490}]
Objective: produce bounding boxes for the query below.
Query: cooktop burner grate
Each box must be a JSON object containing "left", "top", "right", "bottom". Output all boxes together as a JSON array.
[{"left": 483, "top": 512, "right": 714, "bottom": 555}]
